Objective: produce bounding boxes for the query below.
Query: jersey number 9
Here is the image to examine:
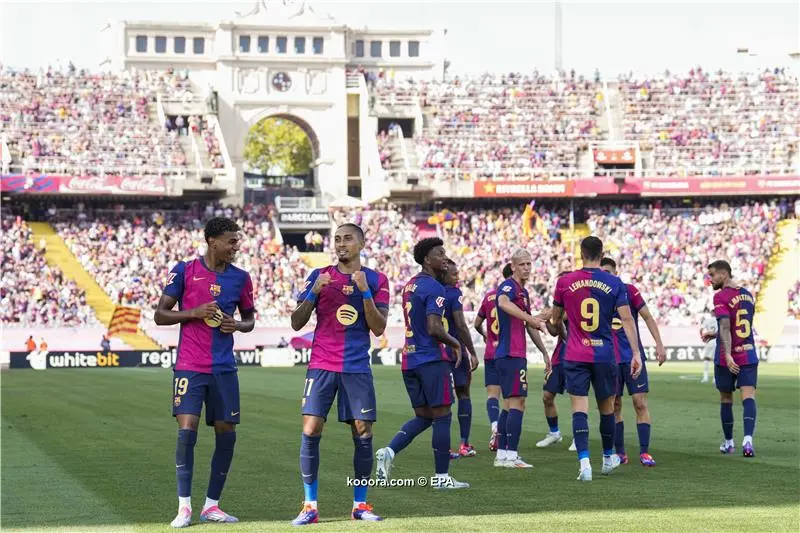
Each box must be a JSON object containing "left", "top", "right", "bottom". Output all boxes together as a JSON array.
[
  {"left": 735, "top": 309, "right": 751, "bottom": 339},
  {"left": 580, "top": 297, "right": 600, "bottom": 332}
]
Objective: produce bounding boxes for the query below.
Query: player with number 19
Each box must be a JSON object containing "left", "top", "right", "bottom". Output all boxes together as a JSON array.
[
  {"left": 154, "top": 217, "right": 256, "bottom": 528},
  {"left": 290, "top": 224, "right": 390, "bottom": 525}
]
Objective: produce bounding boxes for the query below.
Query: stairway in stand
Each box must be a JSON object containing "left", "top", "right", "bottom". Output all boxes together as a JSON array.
[
  {"left": 753, "top": 219, "right": 799, "bottom": 345},
  {"left": 27, "top": 222, "right": 160, "bottom": 350}
]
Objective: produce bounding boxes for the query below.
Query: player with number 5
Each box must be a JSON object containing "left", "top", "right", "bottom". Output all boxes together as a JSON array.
[
  {"left": 708, "top": 259, "right": 759, "bottom": 458},
  {"left": 550, "top": 236, "right": 641, "bottom": 482}
]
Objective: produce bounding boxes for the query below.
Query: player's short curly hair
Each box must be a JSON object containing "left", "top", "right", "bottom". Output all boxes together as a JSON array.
[
  {"left": 413, "top": 237, "right": 444, "bottom": 266},
  {"left": 204, "top": 217, "right": 240, "bottom": 242},
  {"left": 502, "top": 263, "right": 513, "bottom": 278}
]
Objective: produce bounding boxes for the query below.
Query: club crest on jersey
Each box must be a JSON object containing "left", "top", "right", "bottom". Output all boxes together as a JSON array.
[
  {"left": 342, "top": 285, "right": 354, "bottom": 295},
  {"left": 210, "top": 284, "right": 221, "bottom": 297}
]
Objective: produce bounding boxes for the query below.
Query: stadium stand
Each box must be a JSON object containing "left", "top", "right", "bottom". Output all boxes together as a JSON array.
[
  {"left": 0, "top": 65, "right": 194, "bottom": 177},
  {"left": 619, "top": 67, "right": 800, "bottom": 177},
  {"left": 0, "top": 216, "right": 98, "bottom": 327},
  {"left": 392, "top": 72, "right": 605, "bottom": 181},
  {"left": 17, "top": 198, "right": 788, "bottom": 331}
]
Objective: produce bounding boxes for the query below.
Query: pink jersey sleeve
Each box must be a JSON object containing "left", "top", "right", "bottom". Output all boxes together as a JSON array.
[
  {"left": 628, "top": 284, "right": 646, "bottom": 312},
  {"left": 553, "top": 276, "right": 566, "bottom": 307},
  {"left": 374, "top": 272, "right": 391, "bottom": 308},
  {"left": 713, "top": 291, "right": 731, "bottom": 319}
]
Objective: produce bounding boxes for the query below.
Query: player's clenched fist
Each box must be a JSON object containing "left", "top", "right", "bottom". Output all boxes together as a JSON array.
[
  {"left": 352, "top": 270, "right": 369, "bottom": 292},
  {"left": 312, "top": 273, "right": 332, "bottom": 295},
  {"left": 190, "top": 302, "right": 220, "bottom": 320}
]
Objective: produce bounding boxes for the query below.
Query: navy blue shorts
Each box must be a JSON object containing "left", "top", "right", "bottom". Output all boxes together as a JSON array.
[
  {"left": 543, "top": 363, "right": 565, "bottom": 395},
  {"left": 617, "top": 360, "right": 649, "bottom": 396},
  {"left": 484, "top": 359, "right": 500, "bottom": 387},
  {"left": 403, "top": 360, "right": 455, "bottom": 408},
  {"left": 495, "top": 357, "right": 528, "bottom": 398},
  {"left": 172, "top": 370, "right": 240, "bottom": 426},
  {"left": 564, "top": 361, "right": 618, "bottom": 400},
  {"left": 715, "top": 363, "right": 758, "bottom": 393},
  {"left": 302, "top": 368, "right": 376, "bottom": 423},
  {"left": 450, "top": 356, "right": 472, "bottom": 388}
]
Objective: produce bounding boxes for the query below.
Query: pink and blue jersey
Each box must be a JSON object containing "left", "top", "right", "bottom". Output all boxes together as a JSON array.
[
  {"left": 477, "top": 290, "right": 499, "bottom": 360},
  {"left": 551, "top": 320, "right": 568, "bottom": 366},
  {"left": 164, "top": 258, "right": 255, "bottom": 374},
  {"left": 553, "top": 268, "right": 629, "bottom": 364},
  {"left": 713, "top": 286, "right": 758, "bottom": 367},
  {"left": 611, "top": 284, "right": 647, "bottom": 363},
  {"left": 401, "top": 272, "right": 448, "bottom": 370},
  {"left": 495, "top": 278, "right": 530, "bottom": 359},
  {"left": 441, "top": 285, "right": 463, "bottom": 362},
  {"left": 298, "top": 266, "right": 390, "bottom": 373}
]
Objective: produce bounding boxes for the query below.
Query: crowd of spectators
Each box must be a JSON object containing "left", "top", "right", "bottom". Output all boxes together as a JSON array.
[
  {"left": 372, "top": 71, "right": 604, "bottom": 182},
  {"left": 0, "top": 64, "right": 195, "bottom": 177},
  {"left": 619, "top": 67, "right": 800, "bottom": 177},
  {"left": 789, "top": 281, "right": 800, "bottom": 319},
  {"left": 1, "top": 217, "right": 97, "bottom": 327},
  {"left": 586, "top": 200, "right": 785, "bottom": 325},
  {"left": 13, "top": 199, "right": 786, "bottom": 330}
]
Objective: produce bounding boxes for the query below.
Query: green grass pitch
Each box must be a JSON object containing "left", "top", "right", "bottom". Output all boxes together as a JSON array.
[{"left": 2, "top": 363, "right": 799, "bottom": 532}]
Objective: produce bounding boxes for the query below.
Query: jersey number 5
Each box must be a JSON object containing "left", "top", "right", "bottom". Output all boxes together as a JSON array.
[
  {"left": 404, "top": 302, "right": 414, "bottom": 338},
  {"left": 580, "top": 298, "right": 600, "bottom": 332},
  {"left": 735, "top": 309, "right": 751, "bottom": 339}
]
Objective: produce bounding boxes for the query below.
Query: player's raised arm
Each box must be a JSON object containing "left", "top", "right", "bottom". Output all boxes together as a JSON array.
[
  {"left": 353, "top": 270, "right": 389, "bottom": 336},
  {"left": 291, "top": 269, "right": 328, "bottom": 331},
  {"left": 497, "top": 294, "right": 545, "bottom": 330},
  {"left": 638, "top": 305, "right": 666, "bottom": 366}
]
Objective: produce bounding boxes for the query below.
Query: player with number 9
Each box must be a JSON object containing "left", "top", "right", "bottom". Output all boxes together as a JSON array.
[
  {"left": 474, "top": 263, "right": 513, "bottom": 451},
  {"left": 550, "top": 236, "right": 641, "bottom": 482},
  {"left": 708, "top": 259, "right": 759, "bottom": 458}
]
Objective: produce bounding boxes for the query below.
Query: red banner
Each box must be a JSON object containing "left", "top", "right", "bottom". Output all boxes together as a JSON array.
[
  {"left": 593, "top": 148, "right": 636, "bottom": 164},
  {"left": 473, "top": 180, "right": 574, "bottom": 198},
  {"left": 573, "top": 175, "right": 800, "bottom": 197},
  {"left": 1, "top": 174, "right": 168, "bottom": 195}
]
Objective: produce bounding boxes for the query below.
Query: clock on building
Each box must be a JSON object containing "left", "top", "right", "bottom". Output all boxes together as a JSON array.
[{"left": 272, "top": 72, "right": 292, "bottom": 92}]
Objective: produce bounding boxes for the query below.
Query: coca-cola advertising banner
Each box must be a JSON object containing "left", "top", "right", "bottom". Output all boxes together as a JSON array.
[
  {"left": 1, "top": 174, "right": 168, "bottom": 195},
  {"left": 475, "top": 175, "right": 800, "bottom": 198}
]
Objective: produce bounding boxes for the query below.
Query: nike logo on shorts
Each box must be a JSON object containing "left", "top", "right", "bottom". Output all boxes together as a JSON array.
[
  {"left": 360, "top": 408, "right": 374, "bottom": 414},
  {"left": 231, "top": 411, "right": 240, "bottom": 416}
]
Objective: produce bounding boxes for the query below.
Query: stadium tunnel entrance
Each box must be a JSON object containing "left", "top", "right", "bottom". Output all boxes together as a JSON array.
[{"left": 242, "top": 113, "right": 320, "bottom": 205}]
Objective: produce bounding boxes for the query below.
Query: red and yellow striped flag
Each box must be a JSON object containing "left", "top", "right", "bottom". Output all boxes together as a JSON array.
[{"left": 107, "top": 306, "right": 141, "bottom": 337}]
